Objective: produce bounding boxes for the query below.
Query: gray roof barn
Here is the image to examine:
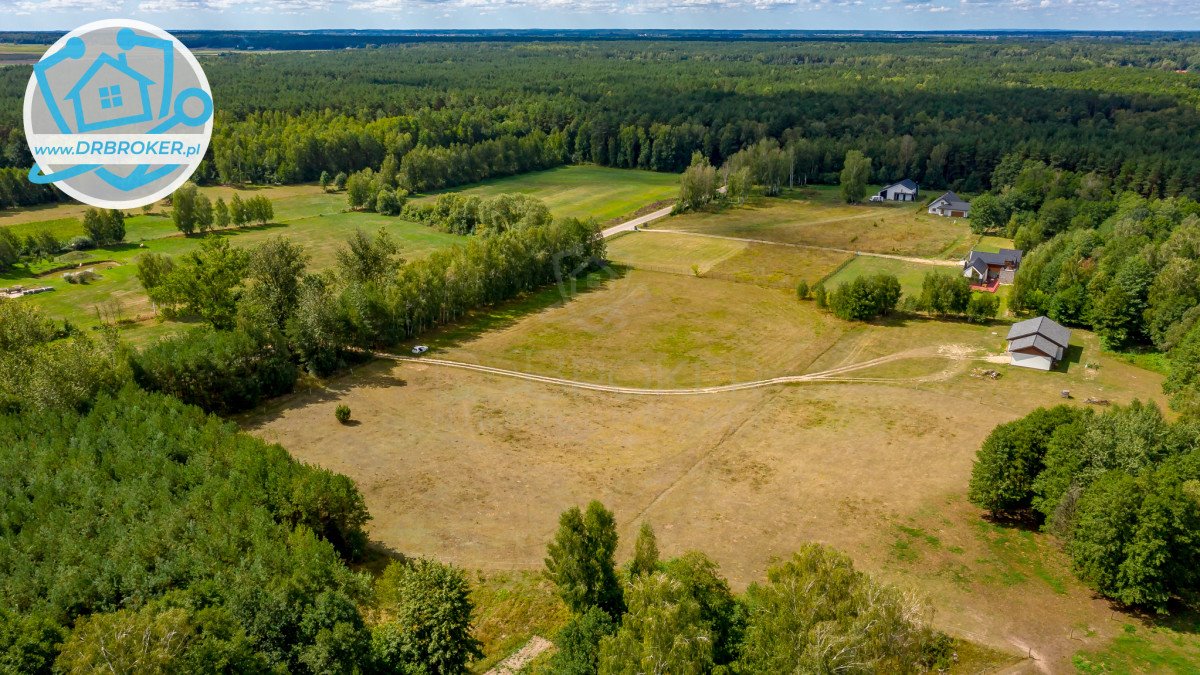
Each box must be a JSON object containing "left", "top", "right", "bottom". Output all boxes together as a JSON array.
[{"left": 1007, "top": 316, "right": 1071, "bottom": 353}]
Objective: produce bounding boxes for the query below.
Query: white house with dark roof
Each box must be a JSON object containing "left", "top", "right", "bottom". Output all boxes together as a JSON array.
[
  {"left": 877, "top": 179, "right": 919, "bottom": 202},
  {"left": 928, "top": 191, "right": 971, "bottom": 218},
  {"left": 1006, "top": 316, "right": 1072, "bottom": 371}
]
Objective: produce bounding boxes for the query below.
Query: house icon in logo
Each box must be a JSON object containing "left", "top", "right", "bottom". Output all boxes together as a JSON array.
[{"left": 64, "top": 52, "right": 155, "bottom": 133}]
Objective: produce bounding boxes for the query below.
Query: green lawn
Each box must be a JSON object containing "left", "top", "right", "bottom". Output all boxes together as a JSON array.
[
  {"left": 974, "top": 235, "right": 1016, "bottom": 253},
  {"left": 823, "top": 255, "right": 945, "bottom": 298},
  {"left": 417, "top": 165, "right": 679, "bottom": 223}
]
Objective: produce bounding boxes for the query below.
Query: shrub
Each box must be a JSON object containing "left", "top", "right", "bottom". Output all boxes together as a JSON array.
[
  {"left": 826, "top": 274, "right": 901, "bottom": 321},
  {"left": 132, "top": 327, "right": 298, "bottom": 415},
  {"left": 795, "top": 279, "right": 810, "bottom": 300},
  {"left": 551, "top": 607, "right": 615, "bottom": 675},
  {"left": 966, "top": 292, "right": 1000, "bottom": 323},
  {"left": 65, "top": 235, "right": 94, "bottom": 252},
  {"left": 335, "top": 404, "right": 351, "bottom": 424}
]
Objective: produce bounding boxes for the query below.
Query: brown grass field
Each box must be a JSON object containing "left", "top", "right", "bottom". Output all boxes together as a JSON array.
[
  {"left": 246, "top": 252, "right": 1175, "bottom": 672},
  {"left": 659, "top": 186, "right": 977, "bottom": 260}
]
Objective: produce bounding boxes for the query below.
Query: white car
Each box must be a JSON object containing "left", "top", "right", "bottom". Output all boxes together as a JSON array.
[
  {"left": 869, "top": 195, "right": 884, "bottom": 203},
  {"left": 411, "top": 345, "right": 429, "bottom": 355}
]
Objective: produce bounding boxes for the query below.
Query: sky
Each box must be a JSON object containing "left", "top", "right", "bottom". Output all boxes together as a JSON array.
[{"left": 3, "top": 0, "right": 1200, "bottom": 32}]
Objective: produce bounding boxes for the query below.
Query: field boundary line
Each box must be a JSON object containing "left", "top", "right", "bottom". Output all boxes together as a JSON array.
[{"left": 636, "top": 228, "right": 962, "bottom": 267}]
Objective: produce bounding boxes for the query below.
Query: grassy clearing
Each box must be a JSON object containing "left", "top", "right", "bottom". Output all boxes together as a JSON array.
[
  {"left": 417, "top": 165, "right": 679, "bottom": 223},
  {"left": 419, "top": 267, "right": 849, "bottom": 388},
  {"left": 605, "top": 231, "right": 747, "bottom": 276},
  {"left": 824, "top": 254, "right": 943, "bottom": 297},
  {"left": 1074, "top": 615, "right": 1200, "bottom": 674},
  {"left": 659, "top": 186, "right": 974, "bottom": 259},
  {"left": 469, "top": 570, "right": 570, "bottom": 674},
  {"left": 607, "top": 232, "right": 853, "bottom": 289},
  {"left": 244, "top": 239, "right": 1183, "bottom": 671},
  {"left": 974, "top": 235, "right": 1015, "bottom": 254}
]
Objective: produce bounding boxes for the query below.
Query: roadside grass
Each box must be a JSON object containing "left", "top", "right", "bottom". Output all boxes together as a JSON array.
[
  {"left": 824, "top": 254, "right": 942, "bottom": 297},
  {"left": 469, "top": 570, "right": 570, "bottom": 674},
  {"left": 605, "top": 231, "right": 747, "bottom": 276},
  {"left": 708, "top": 242, "right": 853, "bottom": 289},
  {"left": 659, "top": 186, "right": 974, "bottom": 259},
  {"left": 416, "top": 165, "right": 679, "bottom": 223}
]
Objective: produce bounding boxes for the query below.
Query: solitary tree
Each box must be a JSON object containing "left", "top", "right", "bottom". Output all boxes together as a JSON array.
[
  {"left": 545, "top": 501, "right": 624, "bottom": 617},
  {"left": 840, "top": 150, "right": 872, "bottom": 204}
]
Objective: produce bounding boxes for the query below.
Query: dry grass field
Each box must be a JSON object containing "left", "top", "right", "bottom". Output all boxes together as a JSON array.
[
  {"left": 659, "top": 186, "right": 975, "bottom": 259},
  {"left": 607, "top": 230, "right": 853, "bottom": 289},
  {"left": 246, "top": 248, "right": 1176, "bottom": 672}
]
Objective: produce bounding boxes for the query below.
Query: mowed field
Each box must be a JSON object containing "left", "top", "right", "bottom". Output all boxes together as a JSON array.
[
  {"left": 415, "top": 165, "right": 679, "bottom": 223},
  {"left": 660, "top": 186, "right": 976, "bottom": 260},
  {"left": 606, "top": 230, "right": 853, "bottom": 289},
  {"left": 247, "top": 237, "right": 1181, "bottom": 671}
]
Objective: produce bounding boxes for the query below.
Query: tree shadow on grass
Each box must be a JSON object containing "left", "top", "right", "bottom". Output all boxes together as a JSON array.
[
  {"left": 408, "top": 264, "right": 628, "bottom": 353},
  {"left": 238, "top": 358, "right": 408, "bottom": 428}
]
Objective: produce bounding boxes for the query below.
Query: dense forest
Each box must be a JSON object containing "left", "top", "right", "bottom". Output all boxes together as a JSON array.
[{"left": 4, "top": 38, "right": 1200, "bottom": 208}]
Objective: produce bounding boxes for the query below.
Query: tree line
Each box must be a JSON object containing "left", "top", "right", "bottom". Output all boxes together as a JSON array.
[
  {"left": 7, "top": 38, "right": 1200, "bottom": 208},
  {"left": 541, "top": 500, "right": 955, "bottom": 673},
  {"left": 968, "top": 402, "right": 1200, "bottom": 613},
  {"left": 132, "top": 199, "right": 604, "bottom": 411}
]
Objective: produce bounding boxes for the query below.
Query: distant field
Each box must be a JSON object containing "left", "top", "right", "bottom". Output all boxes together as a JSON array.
[
  {"left": 607, "top": 231, "right": 852, "bottom": 289},
  {"left": 3, "top": 185, "right": 464, "bottom": 343},
  {"left": 660, "top": 187, "right": 974, "bottom": 259},
  {"left": 417, "top": 165, "right": 679, "bottom": 223},
  {"left": 824, "top": 254, "right": 944, "bottom": 298},
  {"left": 1, "top": 168, "right": 680, "bottom": 342}
]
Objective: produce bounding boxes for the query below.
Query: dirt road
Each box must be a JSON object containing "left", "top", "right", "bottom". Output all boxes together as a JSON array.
[{"left": 378, "top": 345, "right": 976, "bottom": 396}]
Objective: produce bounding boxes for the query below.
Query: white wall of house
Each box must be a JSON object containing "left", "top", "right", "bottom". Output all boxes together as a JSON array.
[{"left": 1010, "top": 351, "right": 1053, "bottom": 371}]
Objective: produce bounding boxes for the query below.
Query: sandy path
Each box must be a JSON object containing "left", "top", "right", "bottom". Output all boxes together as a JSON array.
[
  {"left": 637, "top": 228, "right": 962, "bottom": 267},
  {"left": 377, "top": 345, "right": 977, "bottom": 396}
]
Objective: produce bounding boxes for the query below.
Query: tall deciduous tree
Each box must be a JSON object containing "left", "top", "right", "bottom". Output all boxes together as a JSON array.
[
  {"left": 630, "top": 523, "right": 659, "bottom": 578},
  {"left": 545, "top": 501, "right": 624, "bottom": 618},
  {"left": 371, "top": 559, "right": 482, "bottom": 674},
  {"left": 840, "top": 150, "right": 872, "bottom": 204},
  {"left": 598, "top": 573, "right": 713, "bottom": 675}
]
